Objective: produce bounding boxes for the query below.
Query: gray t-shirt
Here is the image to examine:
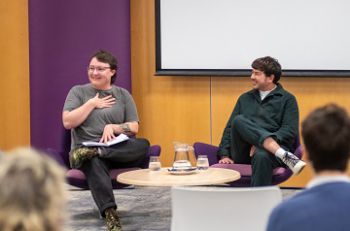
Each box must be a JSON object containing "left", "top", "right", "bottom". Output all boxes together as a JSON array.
[{"left": 63, "top": 84, "right": 139, "bottom": 149}]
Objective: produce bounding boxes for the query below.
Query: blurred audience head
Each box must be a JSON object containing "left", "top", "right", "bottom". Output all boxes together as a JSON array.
[
  {"left": 302, "top": 103, "right": 350, "bottom": 173},
  {"left": 0, "top": 147, "right": 67, "bottom": 231}
]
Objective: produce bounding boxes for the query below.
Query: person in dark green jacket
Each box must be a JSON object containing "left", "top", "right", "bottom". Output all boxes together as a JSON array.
[{"left": 218, "top": 56, "right": 306, "bottom": 186}]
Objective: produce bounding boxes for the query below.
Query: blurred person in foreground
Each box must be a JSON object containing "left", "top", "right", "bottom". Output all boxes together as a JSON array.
[
  {"left": 0, "top": 147, "right": 67, "bottom": 231},
  {"left": 267, "top": 103, "right": 350, "bottom": 231}
]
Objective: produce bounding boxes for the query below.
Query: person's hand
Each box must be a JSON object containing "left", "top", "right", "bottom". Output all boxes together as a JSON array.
[
  {"left": 89, "top": 93, "right": 116, "bottom": 109},
  {"left": 250, "top": 146, "right": 256, "bottom": 157},
  {"left": 100, "top": 124, "right": 115, "bottom": 143},
  {"left": 218, "top": 157, "right": 234, "bottom": 164}
]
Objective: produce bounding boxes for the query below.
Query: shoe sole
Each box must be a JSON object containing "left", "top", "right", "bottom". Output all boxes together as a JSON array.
[{"left": 292, "top": 162, "right": 306, "bottom": 175}]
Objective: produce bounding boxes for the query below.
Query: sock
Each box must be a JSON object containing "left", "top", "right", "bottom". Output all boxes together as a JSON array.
[{"left": 275, "top": 148, "right": 286, "bottom": 159}]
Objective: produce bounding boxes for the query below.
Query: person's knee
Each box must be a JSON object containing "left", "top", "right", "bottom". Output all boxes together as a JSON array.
[
  {"left": 133, "top": 138, "right": 150, "bottom": 154},
  {"left": 232, "top": 115, "right": 251, "bottom": 131},
  {"left": 127, "top": 138, "right": 150, "bottom": 152},
  {"left": 130, "top": 138, "right": 150, "bottom": 158},
  {"left": 138, "top": 138, "right": 150, "bottom": 149}
]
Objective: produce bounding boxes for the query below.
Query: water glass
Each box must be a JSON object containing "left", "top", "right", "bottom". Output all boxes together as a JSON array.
[
  {"left": 149, "top": 156, "right": 161, "bottom": 171},
  {"left": 196, "top": 155, "right": 209, "bottom": 170}
]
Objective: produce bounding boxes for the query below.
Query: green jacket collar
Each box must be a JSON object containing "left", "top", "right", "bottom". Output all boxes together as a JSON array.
[{"left": 250, "top": 83, "right": 285, "bottom": 102}]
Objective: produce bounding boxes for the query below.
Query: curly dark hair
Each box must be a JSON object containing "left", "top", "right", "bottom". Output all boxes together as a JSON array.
[{"left": 251, "top": 56, "right": 282, "bottom": 84}]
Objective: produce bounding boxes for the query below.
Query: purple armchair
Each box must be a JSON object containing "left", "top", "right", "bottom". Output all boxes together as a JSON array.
[
  {"left": 46, "top": 129, "right": 161, "bottom": 189},
  {"left": 193, "top": 137, "right": 302, "bottom": 187}
]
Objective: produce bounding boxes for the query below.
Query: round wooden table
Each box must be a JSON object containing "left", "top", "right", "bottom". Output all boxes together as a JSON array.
[{"left": 117, "top": 167, "right": 240, "bottom": 187}]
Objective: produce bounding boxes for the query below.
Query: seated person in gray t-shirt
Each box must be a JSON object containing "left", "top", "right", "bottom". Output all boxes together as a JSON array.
[{"left": 62, "top": 50, "right": 149, "bottom": 231}]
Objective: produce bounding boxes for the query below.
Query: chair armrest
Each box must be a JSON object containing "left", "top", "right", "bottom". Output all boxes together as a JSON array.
[
  {"left": 148, "top": 145, "right": 161, "bottom": 157},
  {"left": 193, "top": 142, "right": 219, "bottom": 166},
  {"left": 141, "top": 145, "right": 161, "bottom": 169},
  {"left": 293, "top": 145, "right": 303, "bottom": 159}
]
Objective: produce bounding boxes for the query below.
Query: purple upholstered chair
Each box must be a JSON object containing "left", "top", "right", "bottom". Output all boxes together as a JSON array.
[
  {"left": 46, "top": 129, "right": 161, "bottom": 189},
  {"left": 193, "top": 137, "right": 302, "bottom": 187}
]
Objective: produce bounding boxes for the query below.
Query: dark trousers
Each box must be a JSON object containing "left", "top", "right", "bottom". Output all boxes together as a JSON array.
[
  {"left": 229, "top": 115, "right": 284, "bottom": 186},
  {"left": 79, "top": 138, "right": 150, "bottom": 215}
]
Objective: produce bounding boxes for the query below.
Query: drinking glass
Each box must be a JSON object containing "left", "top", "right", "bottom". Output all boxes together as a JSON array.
[
  {"left": 196, "top": 155, "right": 209, "bottom": 170},
  {"left": 149, "top": 156, "right": 161, "bottom": 171}
]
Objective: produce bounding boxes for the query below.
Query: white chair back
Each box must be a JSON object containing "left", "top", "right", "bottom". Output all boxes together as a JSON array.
[{"left": 171, "top": 186, "right": 282, "bottom": 231}]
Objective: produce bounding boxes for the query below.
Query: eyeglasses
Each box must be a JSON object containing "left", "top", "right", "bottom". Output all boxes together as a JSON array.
[{"left": 87, "top": 66, "right": 111, "bottom": 73}]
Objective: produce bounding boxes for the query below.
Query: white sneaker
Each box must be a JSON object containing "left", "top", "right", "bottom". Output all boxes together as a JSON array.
[{"left": 282, "top": 152, "right": 306, "bottom": 175}]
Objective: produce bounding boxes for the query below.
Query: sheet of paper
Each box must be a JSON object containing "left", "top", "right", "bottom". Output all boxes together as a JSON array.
[{"left": 82, "top": 134, "right": 129, "bottom": 147}]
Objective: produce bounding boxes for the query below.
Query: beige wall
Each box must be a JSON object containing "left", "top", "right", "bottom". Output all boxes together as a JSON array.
[
  {"left": 0, "top": 0, "right": 30, "bottom": 150},
  {"left": 131, "top": 0, "right": 350, "bottom": 187},
  {"left": 131, "top": 0, "right": 211, "bottom": 167}
]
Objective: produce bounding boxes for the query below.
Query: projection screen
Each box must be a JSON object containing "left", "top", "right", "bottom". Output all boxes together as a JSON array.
[{"left": 156, "top": 0, "right": 350, "bottom": 76}]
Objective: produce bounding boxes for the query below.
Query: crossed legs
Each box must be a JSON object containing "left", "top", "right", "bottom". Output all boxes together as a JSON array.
[
  {"left": 223, "top": 115, "right": 289, "bottom": 186},
  {"left": 79, "top": 138, "right": 150, "bottom": 215}
]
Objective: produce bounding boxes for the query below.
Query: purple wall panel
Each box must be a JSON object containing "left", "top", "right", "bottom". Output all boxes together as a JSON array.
[{"left": 29, "top": 0, "right": 130, "bottom": 150}]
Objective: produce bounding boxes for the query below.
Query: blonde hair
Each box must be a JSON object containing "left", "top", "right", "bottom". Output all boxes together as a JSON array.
[{"left": 0, "top": 147, "right": 67, "bottom": 231}]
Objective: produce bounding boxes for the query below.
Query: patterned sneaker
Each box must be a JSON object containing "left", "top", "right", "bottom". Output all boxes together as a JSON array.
[
  {"left": 69, "top": 147, "right": 98, "bottom": 169},
  {"left": 282, "top": 152, "right": 306, "bottom": 175},
  {"left": 105, "top": 208, "right": 122, "bottom": 231}
]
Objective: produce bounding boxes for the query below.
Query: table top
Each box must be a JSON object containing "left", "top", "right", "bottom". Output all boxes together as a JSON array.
[{"left": 117, "top": 167, "right": 241, "bottom": 187}]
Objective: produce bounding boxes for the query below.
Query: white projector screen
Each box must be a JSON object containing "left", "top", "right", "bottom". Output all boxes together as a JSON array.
[{"left": 156, "top": 0, "right": 350, "bottom": 76}]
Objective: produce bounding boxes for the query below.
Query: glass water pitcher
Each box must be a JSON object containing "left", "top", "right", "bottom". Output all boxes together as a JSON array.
[{"left": 173, "top": 142, "right": 193, "bottom": 169}]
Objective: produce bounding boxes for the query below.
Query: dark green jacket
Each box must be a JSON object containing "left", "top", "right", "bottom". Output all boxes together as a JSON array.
[{"left": 218, "top": 83, "right": 299, "bottom": 157}]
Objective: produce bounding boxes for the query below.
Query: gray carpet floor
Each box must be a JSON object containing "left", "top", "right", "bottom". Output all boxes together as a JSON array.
[{"left": 64, "top": 186, "right": 301, "bottom": 231}]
